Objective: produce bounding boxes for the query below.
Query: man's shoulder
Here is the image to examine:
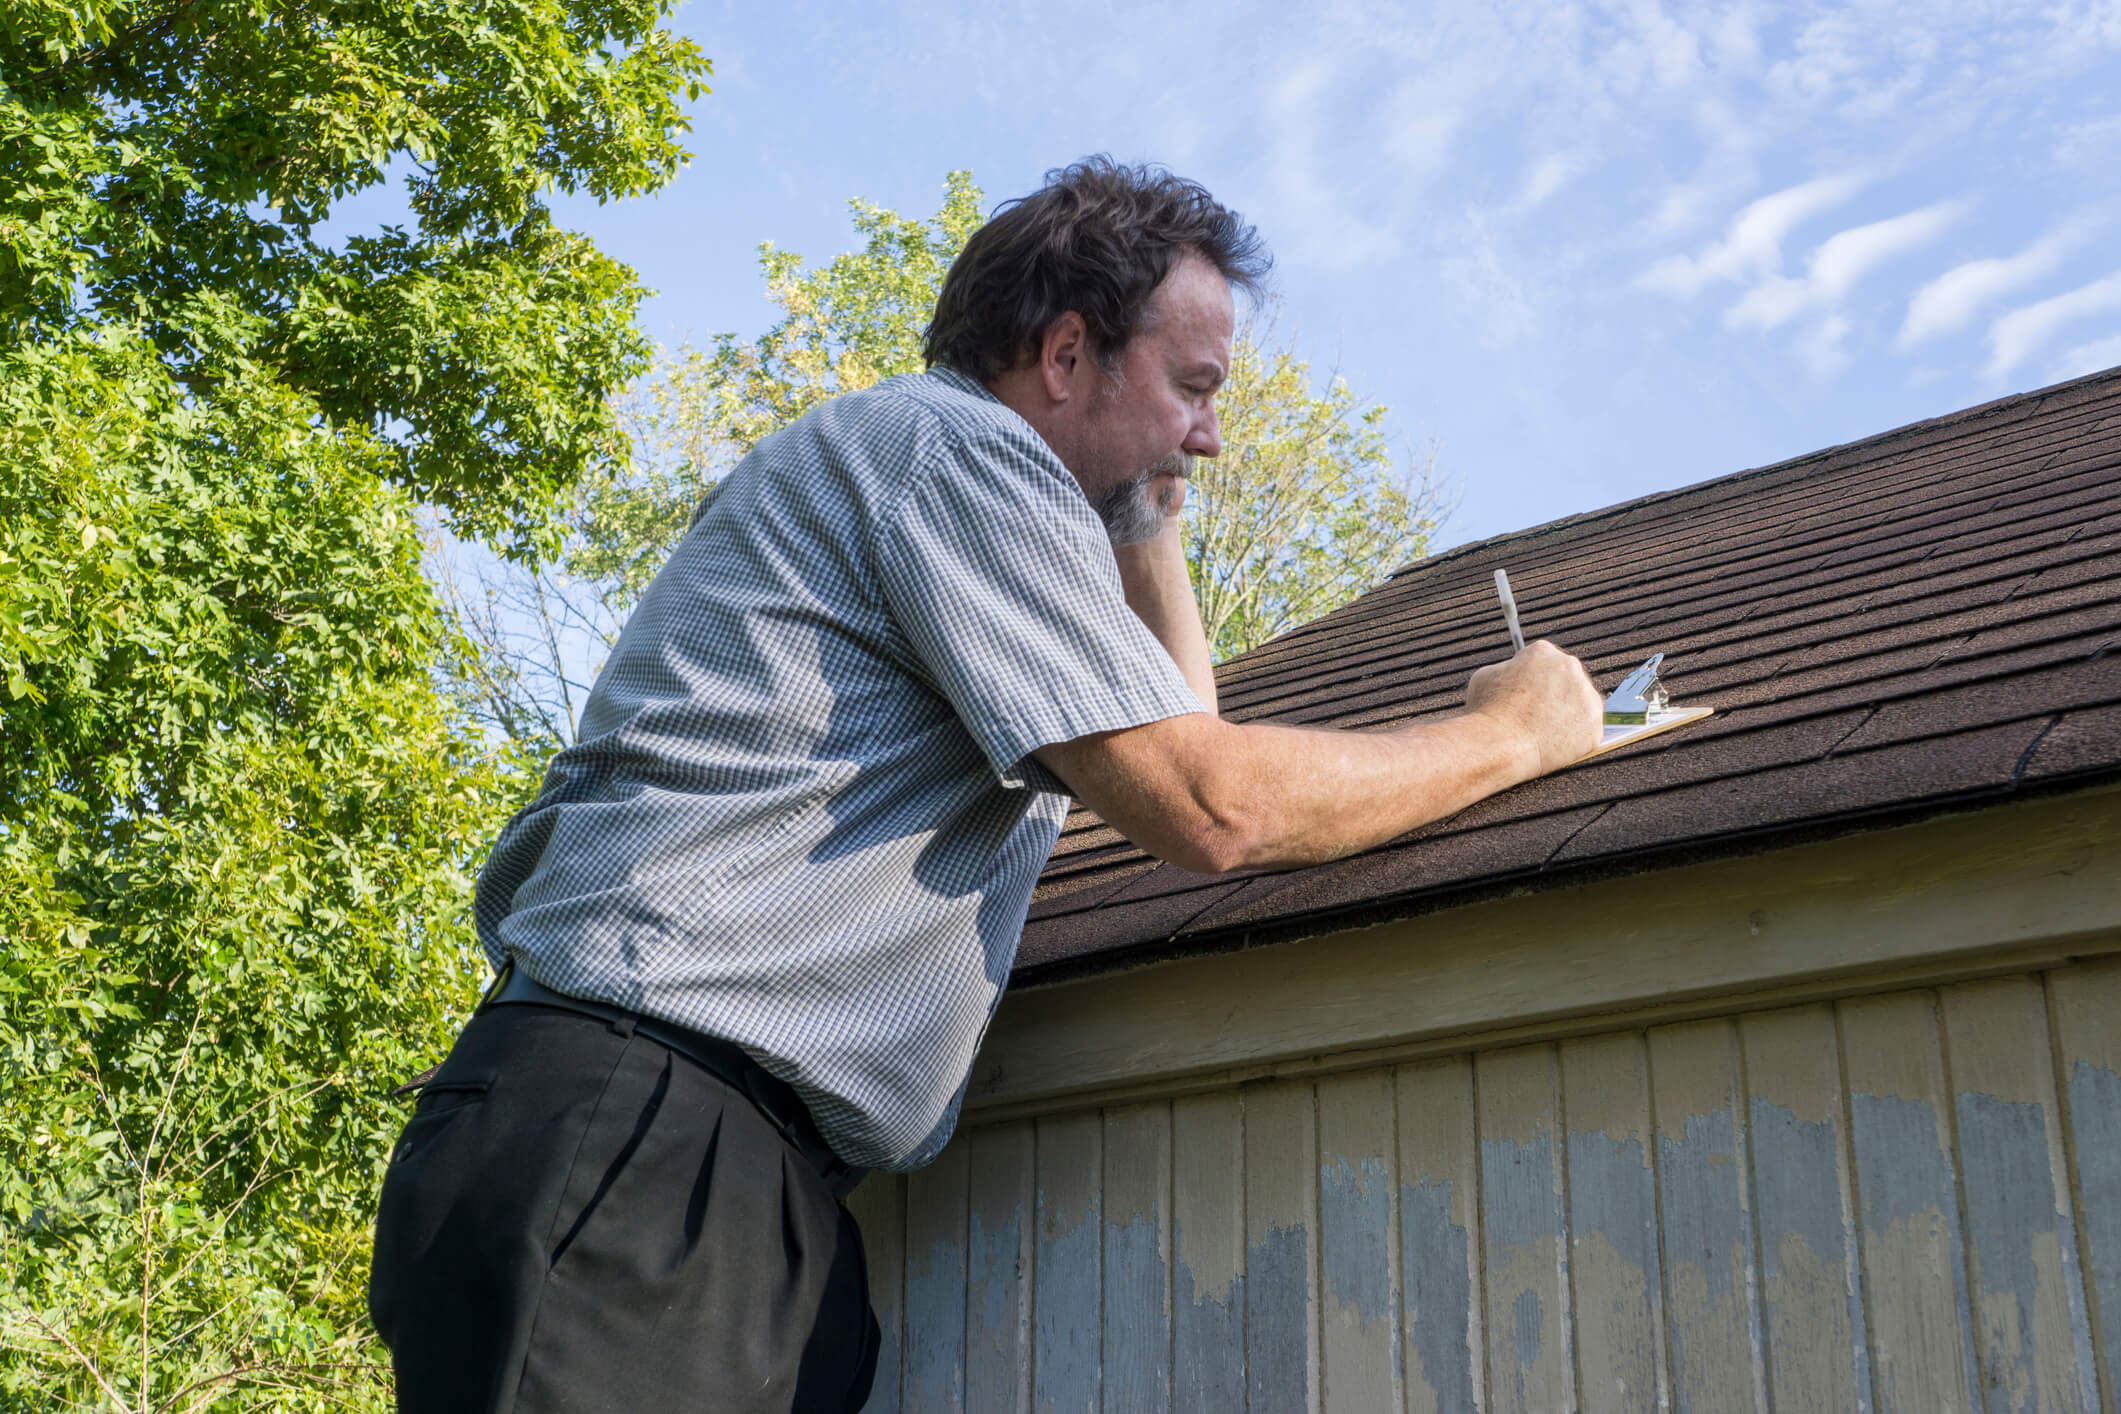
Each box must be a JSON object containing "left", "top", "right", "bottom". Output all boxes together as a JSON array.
[
  {"left": 846, "top": 367, "right": 1026, "bottom": 440},
  {"left": 817, "top": 368, "right": 1066, "bottom": 496}
]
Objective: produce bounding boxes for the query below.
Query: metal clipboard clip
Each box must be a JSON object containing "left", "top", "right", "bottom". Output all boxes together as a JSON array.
[{"left": 1604, "top": 653, "right": 1671, "bottom": 725}]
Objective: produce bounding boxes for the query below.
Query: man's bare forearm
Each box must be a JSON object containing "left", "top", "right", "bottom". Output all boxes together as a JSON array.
[
  {"left": 1111, "top": 517, "right": 1218, "bottom": 714},
  {"left": 1035, "top": 641, "right": 1606, "bottom": 874},
  {"left": 1041, "top": 707, "right": 1536, "bottom": 873}
]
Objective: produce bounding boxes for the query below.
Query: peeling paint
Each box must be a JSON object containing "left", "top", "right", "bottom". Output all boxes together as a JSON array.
[
  {"left": 1174, "top": 1226, "right": 1245, "bottom": 1414},
  {"left": 1483, "top": 1128, "right": 1563, "bottom": 1252},
  {"left": 1955, "top": 1089, "right": 2100, "bottom": 1412},
  {"left": 1322, "top": 1155, "right": 1395, "bottom": 1329},
  {"left": 1569, "top": 1129, "right": 1661, "bottom": 1290},
  {"left": 1401, "top": 1177, "right": 1477, "bottom": 1414},
  {"left": 1848, "top": 1091, "right": 1983, "bottom": 1414},
  {"left": 1247, "top": 1222, "right": 1312, "bottom": 1411},
  {"left": 2067, "top": 1058, "right": 2121, "bottom": 1406},
  {"left": 1748, "top": 1095, "right": 1872, "bottom": 1412},
  {"left": 1480, "top": 1123, "right": 1570, "bottom": 1414},
  {"left": 1513, "top": 1287, "right": 1545, "bottom": 1369},
  {"left": 1035, "top": 1189, "right": 1100, "bottom": 1414},
  {"left": 904, "top": 1236, "right": 965, "bottom": 1411},
  {"left": 1104, "top": 1205, "right": 1171, "bottom": 1410},
  {"left": 1568, "top": 1128, "right": 1662, "bottom": 1413},
  {"left": 966, "top": 1208, "right": 1023, "bottom": 1400},
  {"left": 1656, "top": 1105, "right": 1764, "bottom": 1413},
  {"left": 1657, "top": 1110, "right": 1745, "bottom": 1307}
]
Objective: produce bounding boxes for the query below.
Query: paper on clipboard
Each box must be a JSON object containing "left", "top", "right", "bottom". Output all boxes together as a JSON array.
[{"left": 1590, "top": 705, "right": 1714, "bottom": 757}]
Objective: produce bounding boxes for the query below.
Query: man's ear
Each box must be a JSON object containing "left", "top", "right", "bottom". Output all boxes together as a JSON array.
[{"left": 1038, "top": 312, "right": 1091, "bottom": 403}]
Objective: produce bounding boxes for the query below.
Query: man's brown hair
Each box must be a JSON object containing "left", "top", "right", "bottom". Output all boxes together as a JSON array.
[{"left": 922, "top": 157, "right": 1270, "bottom": 381}]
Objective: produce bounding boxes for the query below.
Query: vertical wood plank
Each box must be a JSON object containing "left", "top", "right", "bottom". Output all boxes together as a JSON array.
[
  {"left": 1737, "top": 1005, "right": 1874, "bottom": 1414},
  {"left": 1477, "top": 1042, "right": 1575, "bottom": 1414},
  {"left": 1646, "top": 1019, "right": 1767, "bottom": 1414},
  {"left": 847, "top": 1171, "right": 905, "bottom": 1414},
  {"left": 1105, "top": 1102, "right": 1174, "bottom": 1412},
  {"left": 1316, "top": 1068, "right": 1404, "bottom": 1414},
  {"left": 1035, "top": 1112, "right": 1102, "bottom": 1414},
  {"left": 2049, "top": 955, "right": 2121, "bottom": 1414},
  {"left": 1839, "top": 990, "right": 1984, "bottom": 1414},
  {"left": 904, "top": 1140, "right": 969, "bottom": 1414},
  {"left": 1173, "top": 1091, "right": 1246, "bottom": 1414},
  {"left": 1246, "top": 1077, "right": 1322, "bottom": 1413},
  {"left": 965, "top": 1121, "right": 1034, "bottom": 1414},
  {"left": 1560, "top": 1031, "right": 1666, "bottom": 1414},
  {"left": 1399, "top": 1056, "right": 1486, "bottom": 1414},
  {"left": 1940, "top": 977, "right": 2101, "bottom": 1413}
]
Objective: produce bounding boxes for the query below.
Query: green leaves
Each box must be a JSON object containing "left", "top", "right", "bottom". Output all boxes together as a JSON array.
[
  {"left": 2, "top": 0, "right": 708, "bottom": 548},
  {"left": 570, "top": 171, "right": 983, "bottom": 611},
  {"left": 1, "top": 1, "right": 703, "bottom": 1404},
  {"left": 1186, "top": 312, "right": 1448, "bottom": 661}
]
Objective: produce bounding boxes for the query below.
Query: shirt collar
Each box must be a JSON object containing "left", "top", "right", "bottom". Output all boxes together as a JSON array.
[{"left": 926, "top": 364, "right": 999, "bottom": 403}]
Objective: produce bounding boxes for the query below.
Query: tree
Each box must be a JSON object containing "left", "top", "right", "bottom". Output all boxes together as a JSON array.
[
  {"left": 0, "top": 3, "right": 706, "bottom": 1407},
  {"left": 1186, "top": 315, "right": 1447, "bottom": 661},
  {"left": 455, "top": 173, "right": 1444, "bottom": 747}
]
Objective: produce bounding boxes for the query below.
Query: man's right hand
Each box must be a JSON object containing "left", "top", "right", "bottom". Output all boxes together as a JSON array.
[{"left": 1463, "top": 640, "right": 1606, "bottom": 779}]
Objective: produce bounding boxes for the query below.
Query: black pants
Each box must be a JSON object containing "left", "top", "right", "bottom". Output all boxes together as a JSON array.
[{"left": 369, "top": 1003, "right": 880, "bottom": 1413}]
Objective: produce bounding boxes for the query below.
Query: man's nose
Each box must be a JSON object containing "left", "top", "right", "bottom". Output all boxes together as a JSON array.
[{"left": 1183, "top": 404, "right": 1221, "bottom": 460}]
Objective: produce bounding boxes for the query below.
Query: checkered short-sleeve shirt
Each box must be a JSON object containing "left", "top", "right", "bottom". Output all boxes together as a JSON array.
[{"left": 473, "top": 367, "right": 1205, "bottom": 1170}]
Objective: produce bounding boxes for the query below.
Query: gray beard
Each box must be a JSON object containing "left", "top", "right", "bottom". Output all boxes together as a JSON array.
[{"left": 1093, "top": 453, "right": 1188, "bottom": 546}]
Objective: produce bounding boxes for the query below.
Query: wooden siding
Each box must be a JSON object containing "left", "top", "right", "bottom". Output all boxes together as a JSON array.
[{"left": 853, "top": 957, "right": 2121, "bottom": 1412}]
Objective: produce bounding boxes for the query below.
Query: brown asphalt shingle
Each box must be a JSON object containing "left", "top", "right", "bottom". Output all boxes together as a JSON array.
[{"left": 1017, "top": 365, "right": 2121, "bottom": 983}]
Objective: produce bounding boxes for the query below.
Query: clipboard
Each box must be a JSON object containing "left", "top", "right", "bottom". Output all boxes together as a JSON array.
[
  {"left": 1587, "top": 652, "right": 1712, "bottom": 757},
  {"left": 1592, "top": 705, "right": 1715, "bottom": 757}
]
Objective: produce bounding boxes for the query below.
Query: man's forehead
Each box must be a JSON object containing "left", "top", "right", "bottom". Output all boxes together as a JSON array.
[{"left": 1149, "top": 259, "right": 1234, "bottom": 352}]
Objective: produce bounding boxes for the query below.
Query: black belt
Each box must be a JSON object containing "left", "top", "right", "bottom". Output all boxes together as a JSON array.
[{"left": 479, "top": 961, "right": 869, "bottom": 1200}]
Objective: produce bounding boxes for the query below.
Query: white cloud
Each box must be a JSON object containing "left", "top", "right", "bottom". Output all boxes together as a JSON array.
[
  {"left": 2050, "top": 332, "right": 2121, "bottom": 383},
  {"left": 1809, "top": 202, "right": 1962, "bottom": 300},
  {"left": 1899, "top": 224, "right": 2088, "bottom": 348},
  {"left": 1440, "top": 219, "right": 1536, "bottom": 348},
  {"left": 1986, "top": 271, "right": 2121, "bottom": 376},
  {"left": 1799, "top": 314, "right": 1855, "bottom": 377},
  {"left": 2055, "top": 113, "right": 2121, "bottom": 169},
  {"left": 1640, "top": 174, "right": 1866, "bottom": 298},
  {"left": 1257, "top": 56, "right": 1401, "bottom": 271},
  {"left": 1726, "top": 200, "right": 1964, "bottom": 330},
  {"left": 1517, "top": 152, "right": 1583, "bottom": 211}
]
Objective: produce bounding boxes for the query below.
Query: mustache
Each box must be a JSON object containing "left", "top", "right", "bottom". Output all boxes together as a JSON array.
[{"left": 1145, "top": 451, "right": 1192, "bottom": 479}]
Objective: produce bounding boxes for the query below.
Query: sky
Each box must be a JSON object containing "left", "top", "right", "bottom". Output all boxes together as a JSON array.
[{"left": 522, "top": 0, "right": 2121, "bottom": 551}]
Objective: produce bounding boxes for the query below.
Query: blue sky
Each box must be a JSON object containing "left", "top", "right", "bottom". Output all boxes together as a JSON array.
[{"left": 532, "top": 0, "right": 2121, "bottom": 550}]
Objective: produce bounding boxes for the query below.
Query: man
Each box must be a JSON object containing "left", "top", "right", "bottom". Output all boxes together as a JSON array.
[{"left": 368, "top": 158, "right": 1602, "bottom": 1412}]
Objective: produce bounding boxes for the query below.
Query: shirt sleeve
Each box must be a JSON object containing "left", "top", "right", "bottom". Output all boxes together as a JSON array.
[{"left": 875, "top": 414, "right": 1206, "bottom": 791}]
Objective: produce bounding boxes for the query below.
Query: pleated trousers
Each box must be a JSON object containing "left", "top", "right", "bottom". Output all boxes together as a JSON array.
[{"left": 369, "top": 1003, "right": 880, "bottom": 1413}]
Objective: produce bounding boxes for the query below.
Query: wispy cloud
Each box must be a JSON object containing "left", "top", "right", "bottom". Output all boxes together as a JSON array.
[
  {"left": 2054, "top": 113, "right": 2121, "bottom": 168},
  {"left": 1258, "top": 57, "right": 1400, "bottom": 271},
  {"left": 1639, "top": 174, "right": 1866, "bottom": 298},
  {"left": 1798, "top": 313, "right": 1856, "bottom": 377},
  {"left": 1727, "top": 200, "right": 1964, "bottom": 330},
  {"left": 2051, "top": 332, "right": 2121, "bottom": 382},
  {"left": 1899, "top": 224, "right": 2089, "bottom": 348},
  {"left": 1986, "top": 271, "right": 2121, "bottom": 376},
  {"left": 1516, "top": 152, "right": 1585, "bottom": 211}
]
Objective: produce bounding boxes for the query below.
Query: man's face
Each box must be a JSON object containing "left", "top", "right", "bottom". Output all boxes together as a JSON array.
[{"left": 1071, "top": 254, "right": 1234, "bottom": 545}]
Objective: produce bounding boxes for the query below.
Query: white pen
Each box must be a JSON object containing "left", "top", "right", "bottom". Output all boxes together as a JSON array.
[{"left": 1494, "top": 568, "right": 1525, "bottom": 654}]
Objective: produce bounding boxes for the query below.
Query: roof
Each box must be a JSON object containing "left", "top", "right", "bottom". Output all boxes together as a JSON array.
[{"left": 1020, "top": 364, "right": 2121, "bottom": 984}]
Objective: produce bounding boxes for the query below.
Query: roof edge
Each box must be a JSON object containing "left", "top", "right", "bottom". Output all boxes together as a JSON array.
[
  {"left": 1383, "top": 362, "right": 2121, "bottom": 582},
  {"left": 1012, "top": 768, "right": 2121, "bottom": 991}
]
